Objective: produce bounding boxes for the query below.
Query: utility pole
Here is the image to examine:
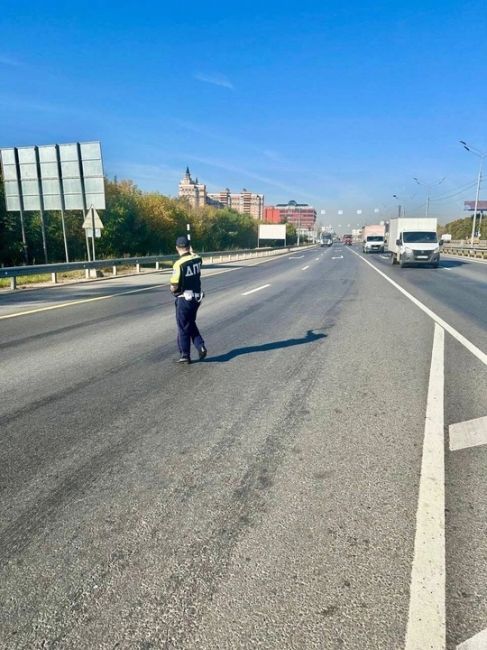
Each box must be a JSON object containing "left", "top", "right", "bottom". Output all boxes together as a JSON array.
[
  {"left": 413, "top": 176, "right": 446, "bottom": 219},
  {"left": 460, "top": 141, "right": 486, "bottom": 244}
]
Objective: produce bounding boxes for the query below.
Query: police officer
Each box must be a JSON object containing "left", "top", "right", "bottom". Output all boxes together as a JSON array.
[{"left": 170, "top": 236, "right": 207, "bottom": 363}]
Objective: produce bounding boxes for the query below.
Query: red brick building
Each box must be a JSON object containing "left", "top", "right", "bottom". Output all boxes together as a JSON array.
[
  {"left": 265, "top": 201, "right": 316, "bottom": 229},
  {"left": 263, "top": 207, "right": 283, "bottom": 224}
]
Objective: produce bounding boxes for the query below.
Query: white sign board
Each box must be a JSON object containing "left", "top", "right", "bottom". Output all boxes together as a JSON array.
[
  {"left": 258, "top": 224, "right": 286, "bottom": 240},
  {"left": 0, "top": 141, "right": 105, "bottom": 212},
  {"left": 82, "top": 206, "right": 104, "bottom": 230}
]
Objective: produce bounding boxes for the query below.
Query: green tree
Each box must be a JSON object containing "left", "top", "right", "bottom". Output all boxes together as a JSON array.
[
  {"left": 0, "top": 174, "right": 285, "bottom": 265},
  {"left": 442, "top": 215, "right": 486, "bottom": 240}
]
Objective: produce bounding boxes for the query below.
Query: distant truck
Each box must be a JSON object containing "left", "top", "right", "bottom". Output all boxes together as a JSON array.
[
  {"left": 342, "top": 234, "right": 353, "bottom": 245},
  {"left": 362, "top": 224, "right": 385, "bottom": 253},
  {"left": 386, "top": 218, "right": 440, "bottom": 268},
  {"left": 320, "top": 233, "right": 333, "bottom": 247}
]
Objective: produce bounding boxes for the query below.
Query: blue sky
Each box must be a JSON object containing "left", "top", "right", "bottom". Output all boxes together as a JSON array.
[{"left": 1, "top": 0, "right": 486, "bottom": 227}]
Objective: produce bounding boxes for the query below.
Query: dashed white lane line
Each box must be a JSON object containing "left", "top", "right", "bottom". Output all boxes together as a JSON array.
[
  {"left": 405, "top": 323, "right": 445, "bottom": 650},
  {"left": 349, "top": 248, "right": 487, "bottom": 367},
  {"left": 331, "top": 256, "right": 344, "bottom": 260},
  {"left": 315, "top": 257, "right": 320, "bottom": 261},
  {"left": 0, "top": 249, "right": 308, "bottom": 320},
  {"left": 0, "top": 284, "right": 162, "bottom": 321},
  {"left": 457, "top": 627, "right": 487, "bottom": 649},
  {"left": 449, "top": 415, "right": 487, "bottom": 451},
  {"left": 241, "top": 283, "right": 271, "bottom": 296},
  {"left": 302, "top": 265, "right": 310, "bottom": 270},
  {"left": 289, "top": 255, "right": 304, "bottom": 259}
]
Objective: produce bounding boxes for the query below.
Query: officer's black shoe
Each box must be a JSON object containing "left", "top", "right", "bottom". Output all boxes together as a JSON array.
[
  {"left": 198, "top": 345, "right": 207, "bottom": 360},
  {"left": 176, "top": 356, "right": 191, "bottom": 364}
]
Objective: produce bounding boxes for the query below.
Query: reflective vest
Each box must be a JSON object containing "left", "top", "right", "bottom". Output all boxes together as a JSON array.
[{"left": 170, "top": 253, "right": 202, "bottom": 295}]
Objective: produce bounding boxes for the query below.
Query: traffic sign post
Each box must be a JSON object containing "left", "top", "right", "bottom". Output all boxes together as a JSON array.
[
  {"left": 0, "top": 141, "right": 105, "bottom": 265},
  {"left": 82, "top": 206, "right": 104, "bottom": 261}
]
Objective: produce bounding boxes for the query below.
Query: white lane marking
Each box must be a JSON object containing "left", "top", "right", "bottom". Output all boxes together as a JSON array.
[
  {"left": 349, "top": 249, "right": 487, "bottom": 366},
  {"left": 380, "top": 255, "right": 389, "bottom": 259},
  {"left": 442, "top": 254, "right": 487, "bottom": 266},
  {"left": 0, "top": 284, "right": 162, "bottom": 321},
  {"left": 315, "top": 257, "right": 320, "bottom": 261},
  {"left": 241, "top": 283, "right": 270, "bottom": 296},
  {"left": 405, "top": 324, "right": 445, "bottom": 650},
  {"left": 302, "top": 265, "right": 310, "bottom": 270},
  {"left": 331, "top": 256, "right": 344, "bottom": 260},
  {"left": 457, "top": 627, "right": 487, "bottom": 649},
  {"left": 449, "top": 415, "right": 487, "bottom": 451},
  {"left": 0, "top": 249, "right": 308, "bottom": 320},
  {"left": 290, "top": 255, "right": 304, "bottom": 259}
]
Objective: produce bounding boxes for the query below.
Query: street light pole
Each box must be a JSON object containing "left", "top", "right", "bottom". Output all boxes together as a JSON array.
[
  {"left": 460, "top": 141, "right": 486, "bottom": 243},
  {"left": 393, "top": 195, "right": 401, "bottom": 217},
  {"left": 413, "top": 176, "right": 446, "bottom": 218},
  {"left": 471, "top": 156, "right": 483, "bottom": 242}
]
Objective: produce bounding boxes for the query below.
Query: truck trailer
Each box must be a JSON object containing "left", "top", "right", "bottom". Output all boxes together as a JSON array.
[
  {"left": 385, "top": 218, "right": 440, "bottom": 268},
  {"left": 362, "top": 224, "right": 385, "bottom": 253}
]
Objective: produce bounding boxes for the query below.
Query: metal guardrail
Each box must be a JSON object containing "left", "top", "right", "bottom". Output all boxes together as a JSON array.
[
  {"left": 0, "top": 245, "right": 310, "bottom": 290},
  {"left": 442, "top": 245, "right": 487, "bottom": 260}
]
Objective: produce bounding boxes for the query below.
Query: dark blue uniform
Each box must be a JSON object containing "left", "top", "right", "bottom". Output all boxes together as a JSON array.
[{"left": 170, "top": 251, "right": 206, "bottom": 362}]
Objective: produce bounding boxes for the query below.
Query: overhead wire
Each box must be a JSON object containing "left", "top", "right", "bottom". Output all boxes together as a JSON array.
[{"left": 429, "top": 180, "right": 477, "bottom": 202}]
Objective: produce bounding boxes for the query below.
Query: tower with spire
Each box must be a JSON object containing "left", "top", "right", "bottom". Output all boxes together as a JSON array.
[{"left": 178, "top": 167, "right": 207, "bottom": 208}]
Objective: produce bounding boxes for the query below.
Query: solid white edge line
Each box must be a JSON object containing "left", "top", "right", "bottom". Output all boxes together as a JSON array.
[
  {"left": 241, "top": 283, "right": 271, "bottom": 296},
  {"left": 0, "top": 248, "right": 310, "bottom": 320},
  {"left": 0, "top": 284, "right": 163, "bottom": 321},
  {"left": 442, "top": 254, "right": 487, "bottom": 266},
  {"left": 457, "top": 627, "right": 487, "bottom": 649},
  {"left": 405, "top": 323, "right": 445, "bottom": 650},
  {"left": 348, "top": 249, "right": 487, "bottom": 367},
  {"left": 449, "top": 415, "right": 487, "bottom": 451}
]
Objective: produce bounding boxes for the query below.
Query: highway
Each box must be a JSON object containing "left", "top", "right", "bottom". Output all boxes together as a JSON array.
[{"left": 0, "top": 246, "right": 486, "bottom": 649}]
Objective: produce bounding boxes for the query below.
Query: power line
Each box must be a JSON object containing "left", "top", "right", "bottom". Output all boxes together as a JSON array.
[{"left": 429, "top": 181, "right": 477, "bottom": 203}]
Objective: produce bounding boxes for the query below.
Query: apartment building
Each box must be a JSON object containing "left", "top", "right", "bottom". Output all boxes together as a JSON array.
[
  {"left": 178, "top": 169, "right": 264, "bottom": 219},
  {"left": 178, "top": 167, "right": 207, "bottom": 209},
  {"left": 266, "top": 200, "right": 317, "bottom": 229},
  {"left": 207, "top": 188, "right": 264, "bottom": 220}
]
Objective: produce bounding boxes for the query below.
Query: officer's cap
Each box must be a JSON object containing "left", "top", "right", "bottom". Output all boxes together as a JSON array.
[{"left": 176, "top": 236, "right": 190, "bottom": 248}]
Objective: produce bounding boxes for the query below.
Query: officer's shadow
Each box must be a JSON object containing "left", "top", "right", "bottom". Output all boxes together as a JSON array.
[{"left": 205, "top": 329, "right": 327, "bottom": 363}]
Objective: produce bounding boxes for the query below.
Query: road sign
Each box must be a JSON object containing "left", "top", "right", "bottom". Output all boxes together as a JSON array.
[
  {"left": 0, "top": 141, "right": 105, "bottom": 212},
  {"left": 85, "top": 229, "right": 102, "bottom": 238},
  {"left": 82, "top": 206, "right": 104, "bottom": 230},
  {"left": 0, "top": 141, "right": 106, "bottom": 264}
]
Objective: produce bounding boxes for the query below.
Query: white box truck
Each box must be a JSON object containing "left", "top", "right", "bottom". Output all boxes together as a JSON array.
[
  {"left": 386, "top": 218, "right": 440, "bottom": 268},
  {"left": 362, "top": 224, "right": 385, "bottom": 253}
]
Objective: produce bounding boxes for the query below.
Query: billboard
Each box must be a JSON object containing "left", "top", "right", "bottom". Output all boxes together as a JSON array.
[
  {"left": 0, "top": 141, "right": 105, "bottom": 212},
  {"left": 258, "top": 224, "right": 286, "bottom": 240},
  {"left": 464, "top": 200, "right": 487, "bottom": 211}
]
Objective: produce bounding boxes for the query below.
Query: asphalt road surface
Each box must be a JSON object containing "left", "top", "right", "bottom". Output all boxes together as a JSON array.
[{"left": 0, "top": 246, "right": 486, "bottom": 649}]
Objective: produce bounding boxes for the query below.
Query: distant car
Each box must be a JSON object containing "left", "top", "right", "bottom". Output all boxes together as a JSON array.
[{"left": 342, "top": 235, "right": 353, "bottom": 245}]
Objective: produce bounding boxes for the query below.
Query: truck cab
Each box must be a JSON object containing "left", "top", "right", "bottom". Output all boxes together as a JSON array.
[
  {"left": 386, "top": 218, "right": 441, "bottom": 268},
  {"left": 393, "top": 230, "right": 440, "bottom": 267},
  {"left": 362, "top": 235, "right": 384, "bottom": 253}
]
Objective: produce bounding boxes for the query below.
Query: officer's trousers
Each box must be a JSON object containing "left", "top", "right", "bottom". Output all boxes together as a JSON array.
[{"left": 175, "top": 298, "right": 205, "bottom": 357}]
